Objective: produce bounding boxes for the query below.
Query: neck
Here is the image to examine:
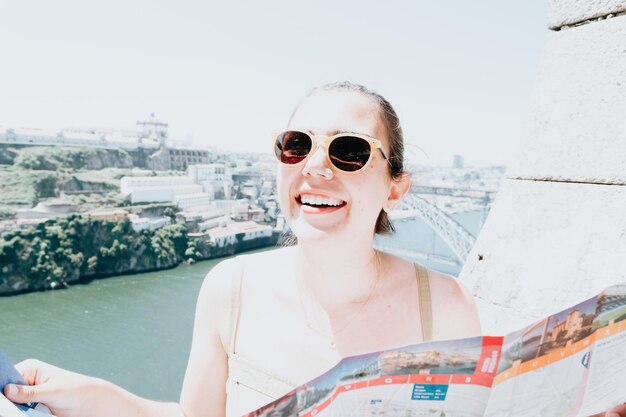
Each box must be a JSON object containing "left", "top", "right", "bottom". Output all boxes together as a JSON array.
[{"left": 294, "top": 236, "right": 384, "bottom": 314}]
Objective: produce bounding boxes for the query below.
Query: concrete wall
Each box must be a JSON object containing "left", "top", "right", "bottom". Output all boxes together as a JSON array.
[
  {"left": 548, "top": 0, "right": 626, "bottom": 29},
  {"left": 459, "top": 1, "right": 626, "bottom": 334}
]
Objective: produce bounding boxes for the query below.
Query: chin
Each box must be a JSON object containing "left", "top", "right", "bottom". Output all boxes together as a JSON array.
[{"left": 289, "top": 219, "right": 346, "bottom": 243}]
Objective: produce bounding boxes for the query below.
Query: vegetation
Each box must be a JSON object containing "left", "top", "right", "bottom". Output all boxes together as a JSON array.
[
  {"left": 0, "top": 207, "right": 16, "bottom": 220},
  {"left": 0, "top": 166, "right": 60, "bottom": 205},
  {"left": 0, "top": 145, "right": 279, "bottom": 294},
  {"left": 13, "top": 146, "right": 134, "bottom": 171},
  {"left": 0, "top": 153, "right": 137, "bottom": 213},
  {"left": 0, "top": 215, "right": 189, "bottom": 294},
  {"left": 0, "top": 145, "right": 143, "bottom": 209}
]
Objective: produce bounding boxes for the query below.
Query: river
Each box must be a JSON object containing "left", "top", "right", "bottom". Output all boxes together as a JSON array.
[
  {"left": 0, "top": 258, "right": 220, "bottom": 401},
  {"left": 0, "top": 210, "right": 488, "bottom": 401}
]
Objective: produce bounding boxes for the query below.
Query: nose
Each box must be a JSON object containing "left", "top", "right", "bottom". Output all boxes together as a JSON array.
[{"left": 301, "top": 144, "right": 333, "bottom": 179}]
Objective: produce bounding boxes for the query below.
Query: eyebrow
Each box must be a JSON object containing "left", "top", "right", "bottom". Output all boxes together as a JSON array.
[{"left": 328, "top": 130, "right": 374, "bottom": 138}]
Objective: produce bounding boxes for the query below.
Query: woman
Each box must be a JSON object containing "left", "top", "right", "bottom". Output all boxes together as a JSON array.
[{"left": 5, "top": 82, "right": 622, "bottom": 417}]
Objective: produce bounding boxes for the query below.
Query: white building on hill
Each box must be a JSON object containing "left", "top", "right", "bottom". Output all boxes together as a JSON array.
[
  {"left": 120, "top": 175, "right": 196, "bottom": 194},
  {"left": 174, "top": 192, "right": 212, "bottom": 209},
  {"left": 0, "top": 126, "right": 159, "bottom": 150},
  {"left": 129, "top": 215, "right": 171, "bottom": 232},
  {"left": 120, "top": 175, "right": 204, "bottom": 204},
  {"left": 207, "top": 221, "right": 273, "bottom": 247},
  {"left": 188, "top": 163, "right": 233, "bottom": 199},
  {"left": 120, "top": 160, "right": 244, "bottom": 209}
]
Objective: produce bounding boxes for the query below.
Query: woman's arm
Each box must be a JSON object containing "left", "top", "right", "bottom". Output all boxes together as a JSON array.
[
  {"left": 4, "top": 358, "right": 185, "bottom": 417},
  {"left": 4, "top": 258, "right": 237, "bottom": 417},
  {"left": 179, "top": 258, "right": 238, "bottom": 417}
]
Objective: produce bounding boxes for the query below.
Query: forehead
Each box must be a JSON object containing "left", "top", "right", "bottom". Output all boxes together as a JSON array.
[{"left": 289, "top": 90, "right": 385, "bottom": 139}]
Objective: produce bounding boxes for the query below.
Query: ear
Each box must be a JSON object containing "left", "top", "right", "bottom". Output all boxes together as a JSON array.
[{"left": 384, "top": 173, "right": 411, "bottom": 213}]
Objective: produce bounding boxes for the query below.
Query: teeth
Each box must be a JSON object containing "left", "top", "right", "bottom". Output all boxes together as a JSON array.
[{"left": 300, "top": 194, "right": 343, "bottom": 207}]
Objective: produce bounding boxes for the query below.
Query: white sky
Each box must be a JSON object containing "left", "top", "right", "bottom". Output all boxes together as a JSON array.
[{"left": 0, "top": 1, "right": 548, "bottom": 166}]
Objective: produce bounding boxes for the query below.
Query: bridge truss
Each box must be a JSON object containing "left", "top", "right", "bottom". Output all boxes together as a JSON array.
[{"left": 398, "top": 194, "right": 477, "bottom": 263}]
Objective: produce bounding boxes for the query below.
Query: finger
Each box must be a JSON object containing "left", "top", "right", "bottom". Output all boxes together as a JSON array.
[
  {"left": 3, "top": 383, "right": 49, "bottom": 404},
  {"left": 606, "top": 403, "right": 626, "bottom": 417},
  {"left": 14, "top": 359, "right": 52, "bottom": 385}
]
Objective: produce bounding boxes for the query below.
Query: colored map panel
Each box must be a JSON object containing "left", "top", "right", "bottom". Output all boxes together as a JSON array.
[{"left": 411, "top": 384, "right": 449, "bottom": 401}]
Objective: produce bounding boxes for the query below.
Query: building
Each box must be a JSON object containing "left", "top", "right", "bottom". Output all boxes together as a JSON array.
[
  {"left": 0, "top": 114, "right": 207, "bottom": 170},
  {"left": 198, "top": 215, "right": 231, "bottom": 231},
  {"left": 207, "top": 221, "right": 272, "bottom": 247},
  {"left": 188, "top": 164, "right": 233, "bottom": 199},
  {"left": 131, "top": 184, "right": 202, "bottom": 204},
  {"left": 550, "top": 309, "right": 583, "bottom": 341},
  {"left": 129, "top": 215, "right": 171, "bottom": 232},
  {"left": 0, "top": 126, "right": 159, "bottom": 151},
  {"left": 120, "top": 176, "right": 196, "bottom": 194},
  {"left": 174, "top": 192, "right": 212, "bottom": 209},
  {"left": 240, "top": 181, "right": 259, "bottom": 199},
  {"left": 453, "top": 154, "right": 465, "bottom": 169},
  {"left": 212, "top": 199, "right": 249, "bottom": 214},
  {"left": 177, "top": 208, "right": 225, "bottom": 223},
  {"left": 88, "top": 208, "right": 129, "bottom": 221},
  {"left": 120, "top": 175, "right": 204, "bottom": 204},
  {"left": 260, "top": 180, "right": 274, "bottom": 196},
  {"left": 121, "top": 165, "right": 240, "bottom": 209},
  {"left": 136, "top": 113, "right": 168, "bottom": 144},
  {"left": 148, "top": 147, "right": 210, "bottom": 171}
]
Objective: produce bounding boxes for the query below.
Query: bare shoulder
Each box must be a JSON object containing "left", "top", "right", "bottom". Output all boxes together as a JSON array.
[
  {"left": 235, "top": 246, "right": 297, "bottom": 285},
  {"left": 195, "top": 257, "right": 245, "bottom": 345},
  {"left": 426, "top": 268, "right": 482, "bottom": 340},
  {"left": 197, "top": 247, "right": 294, "bottom": 318},
  {"left": 198, "top": 256, "right": 241, "bottom": 304},
  {"left": 198, "top": 248, "right": 289, "bottom": 297},
  {"left": 237, "top": 246, "right": 295, "bottom": 268}
]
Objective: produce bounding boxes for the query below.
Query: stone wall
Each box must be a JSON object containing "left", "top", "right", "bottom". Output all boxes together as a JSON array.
[{"left": 458, "top": 1, "right": 626, "bottom": 334}]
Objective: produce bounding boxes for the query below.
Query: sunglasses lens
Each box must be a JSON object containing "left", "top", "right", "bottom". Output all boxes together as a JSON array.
[
  {"left": 275, "top": 131, "right": 312, "bottom": 164},
  {"left": 328, "top": 136, "right": 371, "bottom": 172}
]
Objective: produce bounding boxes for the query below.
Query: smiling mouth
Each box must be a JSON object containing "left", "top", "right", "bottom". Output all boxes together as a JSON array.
[{"left": 296, "top": 194, "right": 347, "bottom": 209}]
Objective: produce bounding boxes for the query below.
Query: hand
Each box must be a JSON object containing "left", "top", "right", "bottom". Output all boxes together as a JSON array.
[
  {"left": 3, "top": 359, "right": 107, "bottom": 417},
  {"left": 590, "top": 404, "right": 626, "bottom": 417}
]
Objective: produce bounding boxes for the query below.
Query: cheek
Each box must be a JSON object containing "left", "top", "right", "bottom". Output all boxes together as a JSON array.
[{"left": 352, "top": 180, "right": 388, "bottom": 215}]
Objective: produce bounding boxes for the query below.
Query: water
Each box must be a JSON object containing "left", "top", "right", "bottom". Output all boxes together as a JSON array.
[
  {"left": 0, "top": 259, "right": 219, "bottom": 401},
  {"left": 0, "top": 212, "right": 488, "bottom": 401},
  {"left": 377, "top": 208, "right": 489, "bottom": 276}
]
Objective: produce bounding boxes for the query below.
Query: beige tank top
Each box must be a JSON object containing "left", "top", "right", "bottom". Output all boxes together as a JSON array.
[{"left": 224, "top": 258, "right": 433, "bottom": 417}]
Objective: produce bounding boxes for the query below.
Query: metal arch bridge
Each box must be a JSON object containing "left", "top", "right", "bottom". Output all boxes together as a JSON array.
[{"left": 391, "top": 194, "right": 477, "bottom": 263}]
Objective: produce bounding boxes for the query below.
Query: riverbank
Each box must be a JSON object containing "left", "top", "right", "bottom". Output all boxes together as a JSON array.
[{"left": 0, "top": 214, "right": 280, "bottom": 296}]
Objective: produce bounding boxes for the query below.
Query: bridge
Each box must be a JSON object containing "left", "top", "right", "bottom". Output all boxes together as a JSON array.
[
  {"left": 381, "top": 187, "right": 496, "bottom": 264},
  {"left": 410, "top": 184, "right": 497, "bottom": 204},
  {"left": 396, "top": 194, "right": 477, "bottom": 263}
]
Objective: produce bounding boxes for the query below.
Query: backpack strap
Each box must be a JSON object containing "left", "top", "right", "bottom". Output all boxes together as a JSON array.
[
  {"left": 228, "top": 256, "right": 245, "bottom": 354},
  {"left": 415, "top": 264, "right": 433, "bottom": 342}
]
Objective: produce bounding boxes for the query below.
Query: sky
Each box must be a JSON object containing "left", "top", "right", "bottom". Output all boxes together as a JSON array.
[{"left": 0, "top": 1, "right": 549, "bottom": 166}]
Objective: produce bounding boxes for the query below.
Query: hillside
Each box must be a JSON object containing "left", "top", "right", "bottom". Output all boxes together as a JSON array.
[{"left": 0, "top": 145, "right": 170, "bottom": 214}]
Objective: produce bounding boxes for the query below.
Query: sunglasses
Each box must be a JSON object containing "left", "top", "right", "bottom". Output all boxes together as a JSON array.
[{"left": 273, "top": 129, "right": 390, "bottom": 173}]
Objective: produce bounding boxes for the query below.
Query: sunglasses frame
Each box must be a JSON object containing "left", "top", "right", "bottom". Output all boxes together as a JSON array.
[{"left": 272, "top": 129, "right": 390, "bottom": 174}]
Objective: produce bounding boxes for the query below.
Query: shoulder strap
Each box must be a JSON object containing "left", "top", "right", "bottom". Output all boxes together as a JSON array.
[
  {"left": 415, "top": 264, "right": 433, "bottom": 342},
  {"left": 228, "top": 256, "right": 245, "bottom": 354}
]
